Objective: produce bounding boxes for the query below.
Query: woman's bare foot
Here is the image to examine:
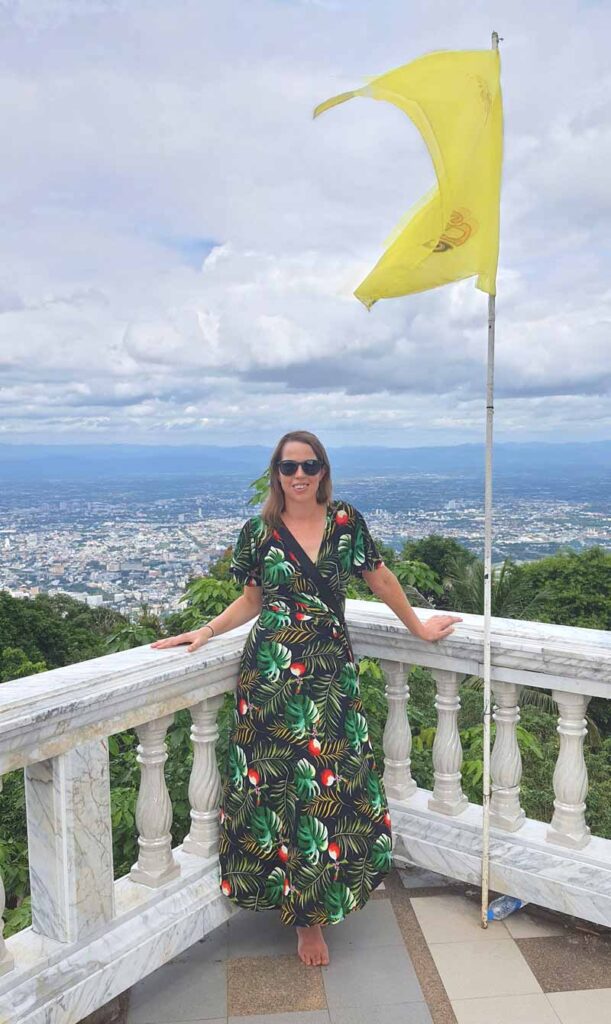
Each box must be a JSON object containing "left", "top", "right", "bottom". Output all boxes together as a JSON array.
[{"left": 296, "top": 923, "right": 330, "bottom": 966}]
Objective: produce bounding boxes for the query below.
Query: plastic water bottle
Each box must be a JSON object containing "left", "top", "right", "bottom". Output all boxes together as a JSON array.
[{"left": 487, "top": 895, "right": 528, "bottom": 921}]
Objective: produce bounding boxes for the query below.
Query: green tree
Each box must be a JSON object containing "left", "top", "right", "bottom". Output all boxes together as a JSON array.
[
  {"left": 446, "top": 555, "right": 549, "bottom": 620},
  {"left": 105, "top": 603, "right": 162, "bottom": 652},
  {"left": 400, "top": 535, "right": 476, "bottom": 608},
  {"left": 0, "top": 591, "right": 126, "bottom": 669},
  {"left": 0, "top": 646, "right": 46, "bottom": 682},
  {"left": 247, "top": 469, "right": 270, "bottom": 507},
  {"left": 173, "top": 577, "right": 240, "bottom": 631},
  {"left": 401, "top": 535, "right": 475, "bottom": 575},
  {"left": 515, "top": 546, "right": 611, "bottom": 733},
  {"left": 207, "top": 546, "right": 234, "bottom": 581},
  {"left": 518, "top": 546, "right": 611, "bottom": 630}
]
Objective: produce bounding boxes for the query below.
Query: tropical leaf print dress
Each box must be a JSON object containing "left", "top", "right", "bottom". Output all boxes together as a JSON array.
[{"left": 218, "top": 500, "right": 393, "bottom": 927}]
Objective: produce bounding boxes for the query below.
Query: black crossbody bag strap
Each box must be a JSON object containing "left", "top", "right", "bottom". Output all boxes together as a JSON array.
[{"left": 275, "top": 522, "right": 353, "bottom": 649}]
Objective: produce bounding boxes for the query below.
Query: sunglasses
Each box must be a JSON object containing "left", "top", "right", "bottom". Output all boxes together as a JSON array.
[{"left": 277, "top": 459, "right": 323, "bottom": 476}]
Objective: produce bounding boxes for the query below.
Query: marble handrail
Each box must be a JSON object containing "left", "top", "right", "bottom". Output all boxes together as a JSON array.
[
  {"left": 0, "top": 624, "right": 252, "bottom": 775},
  {"left": 1, "top": 601, "right": 610, "bottom": 1022},
  {"left": 358, "top": 606, "right": 611, "bottom": 928},
  {"left": 2, "top": 602, "right": 608, "bottom": 776}
]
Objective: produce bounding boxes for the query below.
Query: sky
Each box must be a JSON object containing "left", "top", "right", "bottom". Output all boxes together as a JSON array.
[{"left": 1, "top": 0, "right": 610, "bottom": 448}]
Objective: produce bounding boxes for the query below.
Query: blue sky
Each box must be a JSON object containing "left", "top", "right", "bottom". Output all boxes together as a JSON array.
[{"left": 1, "top": 0, "right": 610, "bottom": 446}]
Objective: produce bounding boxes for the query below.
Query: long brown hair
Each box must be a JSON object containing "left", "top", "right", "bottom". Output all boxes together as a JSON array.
[{"left": 261, "top": 430, "right": 333, "bottom": 527}]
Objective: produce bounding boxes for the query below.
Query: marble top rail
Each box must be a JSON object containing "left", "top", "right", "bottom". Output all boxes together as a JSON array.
[
  {"left": 1, "top": 602, "right": 609, "bottom": 774},
  {"left": 348, "top": 603, "right": 611, "bottom": 694}
]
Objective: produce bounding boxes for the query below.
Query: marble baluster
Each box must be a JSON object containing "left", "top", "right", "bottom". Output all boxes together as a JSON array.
[
  {"left": 381, "top": 660, "right": 417, "bottom": 801},
  {"left": 428, "top": 669, "right": 468, "bottom": 816},
  {"left": 490, "top": 682, "right": 525, "bottom": 831},
  {"left": 547, "top": 690, "right": 592, "bottom": 849},
  {"left": 0, "top": 777, "right": 14, "bottom": 975},
  {"left": 130, "top": 714, "right": 180, "bottom": 886},
  {"left": 24, "top": 740, "right": 114, "bottom": 942},
  {"left": 183, "top": 695, "right": 225, "bottom": 857}
]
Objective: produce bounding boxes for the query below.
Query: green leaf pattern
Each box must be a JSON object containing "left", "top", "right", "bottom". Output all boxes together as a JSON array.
[
  {"left": 264, "top": 546, "right": 296, "bottom": 584},
  {"left": 345, "top": 708, "right": 369, "bottom": 751},
  {"left": 324, "top": 881, "right": 357, "bottom": 923},
  {"left": 221, "top": 500, "right": 391, "bottom": 926},
  {"left": 295, "top": 758, "right": 321, "bottom": 799},
  {"left": 297, "top": 814, "right": 329, "bottom": 863},
  {"left": 339, "top": 661, "right": 359, "bottom": 697},
  {"left": 285, "top": 694, "right": 320, "bottom": 738},
  {"left": 257, "top": 640, "right": 292, "bottom": 682},
  {"left": 250, "top": 805, "right": 283, "bottom": 852},
  {"left": 228, "top": 743, "right": 248, "bottom": 789}
]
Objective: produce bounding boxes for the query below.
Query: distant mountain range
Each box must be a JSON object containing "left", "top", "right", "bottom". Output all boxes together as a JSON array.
[{"left": 0, "top": 441, "right": 609, "bottom": 482}]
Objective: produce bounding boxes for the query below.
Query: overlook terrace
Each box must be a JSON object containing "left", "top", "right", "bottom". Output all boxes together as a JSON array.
[{"left": 0, "top": 602, "right": 610, "bottom": 1024}]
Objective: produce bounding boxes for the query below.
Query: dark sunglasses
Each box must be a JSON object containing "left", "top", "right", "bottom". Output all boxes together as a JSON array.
[{"left": 277, "top": 459, "right": 323, "bottom": 476}]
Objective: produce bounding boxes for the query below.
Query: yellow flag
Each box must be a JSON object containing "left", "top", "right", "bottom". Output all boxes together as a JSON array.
[{"left": 314, "top": 50, "right": 503, "bottom": 306}]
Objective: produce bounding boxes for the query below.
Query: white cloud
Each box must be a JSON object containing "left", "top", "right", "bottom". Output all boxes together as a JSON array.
[{"left": 0, "top": 0, "right": 610, "bottom": 445}]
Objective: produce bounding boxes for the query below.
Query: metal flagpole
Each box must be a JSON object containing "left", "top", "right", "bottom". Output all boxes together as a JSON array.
[{"left": 481, "top": 28, "right": 500, "bottom": 930}]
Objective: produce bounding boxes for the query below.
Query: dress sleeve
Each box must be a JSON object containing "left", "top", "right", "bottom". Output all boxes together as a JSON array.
[
  {"left": 230, "top": 519, "right": 262, "bottom": 587},
  {"left": 352, "top": 508, "right": 384, "bottom": 576}
]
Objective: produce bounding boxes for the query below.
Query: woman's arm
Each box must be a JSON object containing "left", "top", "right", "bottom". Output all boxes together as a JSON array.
[
  {"left": 151, "top": 586, "right": 263, "bottom": 653},
  {"left": 360, "top": 564, "right": 461, "bottom": 642}
]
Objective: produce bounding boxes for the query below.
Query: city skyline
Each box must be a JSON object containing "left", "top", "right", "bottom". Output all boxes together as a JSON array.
[{"left": 2, "top": 457, "right": 609, "bottom": 616}]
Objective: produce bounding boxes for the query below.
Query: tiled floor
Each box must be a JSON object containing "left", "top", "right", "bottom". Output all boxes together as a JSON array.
[{"left": 126, "top": 868, "right": 611, "bottom": 1024}]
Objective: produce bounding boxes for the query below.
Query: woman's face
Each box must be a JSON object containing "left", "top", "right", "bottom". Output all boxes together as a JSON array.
[{"left": 277, "top": 440, "right": 326, "bottom": 505}]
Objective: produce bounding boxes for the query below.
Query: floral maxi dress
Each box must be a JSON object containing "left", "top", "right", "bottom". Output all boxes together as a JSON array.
[{"left": 218, "top": 500, "right": 393, "bottom": 927}]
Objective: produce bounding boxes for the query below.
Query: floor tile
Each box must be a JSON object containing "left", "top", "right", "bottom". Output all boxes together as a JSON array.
[
  {"left": 227, "top": 954, "right": 327, "bottom": 1017},
  {"left": 452, "top": 993, "right": 561, "bottom": 1024},
  {"left": 398, "top": 868, "right": 454, "bottom": 891},
  {"left": 322, "top": 943, "right": 423, "bottom": 1009},
  {"left": 175, "top": 924, "right": 230, "bottom": 963},
  {"left": 127, "top": 958, "right": 227, "bottom": 1023},
  {"left": 384, "top": 872, "right": 457, "bottom": 1024},
  {"left": 150, "top": 1020, "right": 225, "bottom": 1024},
  {"left": 370, "top": 888, "right": 389, "bottom": 900},
  {"left": 412, "top": 894, "right": 510, "bottom": 945},
  {"left": 547, "top": 988, "right": 611, "bottom": 1024},
  {"left": 429, "top": 939, "right": 541, "bottom": 1001},
  {"left": 327, "top": 898, "right": 404, "bottom": 950},
  {"left": 226, "top": 908, "right": 293, "bottom": 959},
  {"left": 329, "top": 1002, "right": 432, "bottom": 1024},
  {"left": 228, "top": 1013, "right": 330, "bottom": 1024},
  {"left": 516, "top": 934, "right": 611, "bottom": 992},
  {"left": 503, "top": 912, "right": 567, "bottom": 940}
]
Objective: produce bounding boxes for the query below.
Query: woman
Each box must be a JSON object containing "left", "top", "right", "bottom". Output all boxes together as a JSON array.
[{"left": 152, "top": 431, "right": 461, "bottom": 966}]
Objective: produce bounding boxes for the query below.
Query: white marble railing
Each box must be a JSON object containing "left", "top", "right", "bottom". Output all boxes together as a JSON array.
[{"left": 1, "top": 602, "right": 610, "bottom": 1024}]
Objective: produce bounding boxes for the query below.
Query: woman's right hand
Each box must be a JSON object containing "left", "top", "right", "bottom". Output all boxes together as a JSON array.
[{"left": 150, "top": 628, "right": 211, "bottom": 654}]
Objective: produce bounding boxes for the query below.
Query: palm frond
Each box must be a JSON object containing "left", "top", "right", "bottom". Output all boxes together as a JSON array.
[
  {"left": 308, "top": 791, "right": 345, "bottom": 818},
  {"left": 294, "top": 861, "right": 333, "bottom": 908},
  {"left": 267, "top": 776, "right": 297, "bottom": 837},
  {"left": 330, "top": 816, "right": 374, "bottom": 855},
  {"left": 272, "top": 626, "right": 318, "bottom": 645},
  {"left": 226, "top": 787, "right": 257, "bottom": 830},
  {"left": 310, "top": 675, "right": 344, "bottom": 736},
  {"left": 250, "top": 741, "right": 294, "bottom": 779},
  {"left": 241, "top": 836, "right": 277, "bottom": 859},
  {"left": 224, "top": 855, "right": 265, "bottom": 896},
  {"left": 344, "top": 858, "right": 376, "bottom": 906}
]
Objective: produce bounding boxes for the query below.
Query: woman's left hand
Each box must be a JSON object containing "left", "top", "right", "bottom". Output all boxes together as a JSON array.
[{"left": 417, "top": 614, "right": 462, "bottom": 643}]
